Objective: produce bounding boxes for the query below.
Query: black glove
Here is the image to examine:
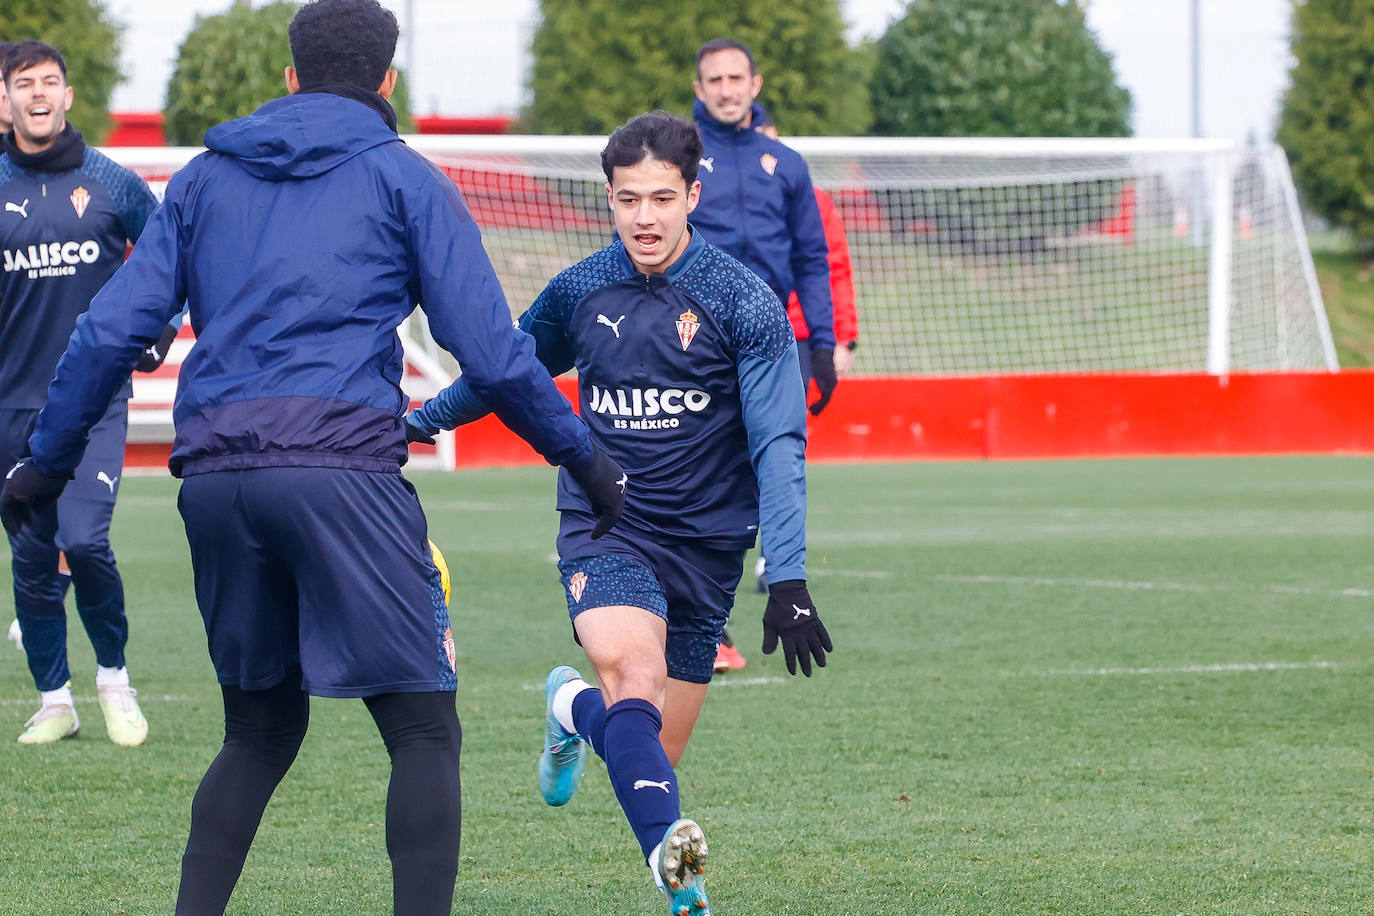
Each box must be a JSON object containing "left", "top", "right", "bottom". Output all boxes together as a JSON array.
[
  {"left": 405, "top": 420, "right": 436, "bottom": 445},
  {"left": 567, "top": 445, "right": 626, "bottom": 539},
  {"left": 808, "top": 346, "right": 837, "bottom": 416},
  {"left": 762, "top": 579, "right": 833, "bottom": 676},
  {"left": 1, "top": 459, "right": 69, "bottom": 536},
  {"left": 134, "top": 324, "right": 179, "bottom": 373}
]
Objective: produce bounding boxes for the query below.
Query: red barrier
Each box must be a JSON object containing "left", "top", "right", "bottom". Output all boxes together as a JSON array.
[{"left": 127, "top": 371, "right": 1374, "bottom": 471}]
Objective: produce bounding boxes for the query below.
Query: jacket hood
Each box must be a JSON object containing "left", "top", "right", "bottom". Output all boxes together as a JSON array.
[{"left": 204, "top": 92, "right": 398, "bottom": 181}]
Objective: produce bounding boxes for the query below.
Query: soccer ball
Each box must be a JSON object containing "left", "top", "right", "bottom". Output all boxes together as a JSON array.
[{"left": 428, "top": 539, "right": 451, "bottom": 607}]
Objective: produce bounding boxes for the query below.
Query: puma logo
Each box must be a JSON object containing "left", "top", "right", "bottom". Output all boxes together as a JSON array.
[
  {"left": 96, "top": 470, "right": 119, "bottom": 494},
  {"left": 792, "top": 604, "right": 812, "bottom": 621},
  {"left": 699, "top": 158, "right": 714, "bottom": 174},
  {"left": 633, "top": 779, "right": 671, "bottom": 793},
  {"left": 597, "top": 314, "right": 627, "bottom": 338},
  {"left": 5, "top": 199, "right": 28, "bottom": 218},
  {"left": 615, "top": 473, "right": 627, "bottom": 493}
]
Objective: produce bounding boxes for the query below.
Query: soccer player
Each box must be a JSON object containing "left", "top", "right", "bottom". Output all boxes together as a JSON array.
[
  {"left": 407, "top": 111, "right": 834, "bottom": 916},
  {"left": 0, "top": 40, "right": 168, "bottom": 747},
  {"left": 0, "top": 2, "right": 624, "bottom": 913}
]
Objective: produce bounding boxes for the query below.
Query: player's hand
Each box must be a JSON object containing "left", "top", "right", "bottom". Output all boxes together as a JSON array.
[
  {"left": 134, "top": 324, "right": 179, "bottom": 373},
  {"left": 809, "top": 346, "right": 837, "bottom": 415},
  {"left": 1, "top": 459, "right": 68, "bottom": 536},
  {"left": 567, "top": 445, "right": 626, "bottom": 539},
  {"left": 405, "top": 419, "right": 436, "bottom": 445},
  {"left": 762, "top": 579, "right": 832, "bottom": 676}
]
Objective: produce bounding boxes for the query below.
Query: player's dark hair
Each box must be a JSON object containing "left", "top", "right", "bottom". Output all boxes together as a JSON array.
[
  {"left": 601, "top": 111, "right": 703, "bottom": 187},
  {"left": 695, "top": 38, "right": 755, "bottom": 80},
  {"left": 3, "top": 41, "right": 66, "bottom": 88},
  {"left": 288, "top": 0, "right": 398, "bottom": 91}
]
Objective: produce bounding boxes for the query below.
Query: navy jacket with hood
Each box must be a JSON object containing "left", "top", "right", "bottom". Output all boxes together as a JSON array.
[
  {"left": 28, "top": 91, "right": 592, "bottom": 478},
  {"left": 691, "top": 100, "right": 834, "bottom": 351}
]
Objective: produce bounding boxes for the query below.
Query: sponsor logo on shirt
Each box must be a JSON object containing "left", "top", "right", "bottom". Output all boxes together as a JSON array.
[
  {"left": 587, "top": 384, "right": 712, "bottom": 431},
  {"left": 2, "top": 240, "right": 100, "bottom": 278}
]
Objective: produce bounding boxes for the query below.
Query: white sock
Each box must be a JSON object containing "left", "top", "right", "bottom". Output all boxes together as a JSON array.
[
  {"left": 41, "top": 684, "right": 73, "bottom": 708},
  {"left": 551, "top": 677, "right": 591, "bottom": 734},
  {"left": 647, "top": 841, "right": 666, "bottom": 892},
  {"left": 96, "top": 665, "right": 130, "bottom": 688}
]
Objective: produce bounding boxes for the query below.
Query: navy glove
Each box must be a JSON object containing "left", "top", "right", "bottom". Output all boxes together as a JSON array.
[
  {"left": 762, "top": 579, "right": 832, "bottom": 676},
  {"left": 567, "top": 445, "right": 626, "bottom": 539},
  {"left": 809, "top": 346, "right": 837, "bottom": 415},
  {"left": 405, "top": 420, "right": 436, "bottom": 445},
  {"left": 135, "top": 324, "right": 179, "bottom": 373},
  {"left": 1, "top": 459, "right": 68, "bottom": 536}
]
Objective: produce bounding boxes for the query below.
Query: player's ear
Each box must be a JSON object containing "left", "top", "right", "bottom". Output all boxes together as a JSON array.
[
  {"left": 285, "top": 66, "right": 300, "bottom": 95},
  {"left": 377, "top": 68, "right": 398, "bottom": 100},
  {"left": 605, "top": 182, "right": 614, "bottom": 211},
  {"left": 692, "top": 80, "right": 705, "bottom": 103},
  {"left": 686, "top": 180, "right": 701, "bottom": 214},
  {"left": 750, "top": 73, "right": 763, "bottom": 99},
  {"left": 61, "top": 84, "right": 73, "bottom": 113}
]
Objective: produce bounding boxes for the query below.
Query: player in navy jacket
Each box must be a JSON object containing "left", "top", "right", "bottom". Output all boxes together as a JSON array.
[
  {"left": 0, "top": 41, "right": 162, "bottom": 749},
  {"left": 408, "top": 111, "right": 833, "bottom": 916},
  {"left": 0, "top": 3, "right": 623, "bottom": 913},
  {"left": 690, "top": 38, "right": 838, "bottom": 416}
]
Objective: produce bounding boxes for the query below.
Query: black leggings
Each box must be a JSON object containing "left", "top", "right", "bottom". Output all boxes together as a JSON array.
[{"left": 175, "top": 672, "right": 461, "bottom": 915}]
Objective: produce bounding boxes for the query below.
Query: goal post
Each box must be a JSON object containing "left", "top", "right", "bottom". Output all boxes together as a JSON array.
[
  {"left": 106, "top": 134, "right": 1337, "bottom": 385},
  {"left": 402, "top": 134, "right": 1337, "bottom": 376}
]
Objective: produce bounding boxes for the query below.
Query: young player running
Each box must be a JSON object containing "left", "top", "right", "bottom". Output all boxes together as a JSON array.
[{"left": 407, "top": 111, "right": 833, "bottom": 915}]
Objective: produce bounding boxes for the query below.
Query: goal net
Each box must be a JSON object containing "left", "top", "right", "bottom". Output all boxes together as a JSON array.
[{"left": 109, "top": 135, "right": 1336, "bottom": 380}]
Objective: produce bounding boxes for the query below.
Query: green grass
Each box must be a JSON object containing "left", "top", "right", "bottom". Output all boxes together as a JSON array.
[
  {"left": 2, "top": 458, "right": 1374, "bottom": 913},
  {"left": 1313, "top": 248, "right": 1374, "bottom": 368}
]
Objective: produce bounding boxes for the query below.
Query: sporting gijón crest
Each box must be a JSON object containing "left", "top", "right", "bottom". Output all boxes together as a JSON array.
[
  {"left": 568, "top": 571, "right": 588, "bottom": 603},
  {"left": 676, "top": 308, "right": 700, "bottom": 350}
]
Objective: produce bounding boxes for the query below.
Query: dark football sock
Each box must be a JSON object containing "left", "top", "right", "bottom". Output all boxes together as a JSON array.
[
  {"left": 602, "top": 698, "right": 680, "bottom": 862},
  {"left": 364, "top": 691, "right": 462, "bottom": 916},
  {"left": 571, "top": 684, "right": 608, "bottom": 758},
  {"left": 175, "top": 672, "right": 310, "bottom": 915}
]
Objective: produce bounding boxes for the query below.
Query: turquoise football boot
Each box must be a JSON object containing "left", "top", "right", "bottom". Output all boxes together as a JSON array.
[
  {"left": 657, "top": 818, "right": 710, "bottom": 916},
  {"left": 538, "top": 665, "right": 587, "bottom": 806}
]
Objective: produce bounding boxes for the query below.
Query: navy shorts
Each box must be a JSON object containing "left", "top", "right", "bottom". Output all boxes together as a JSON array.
[
  {"left": 556, "top": 512, "right": 745, "bottom": 685},
  {"left": 177, "top": 467, "right": 453, "bottom": 698}
]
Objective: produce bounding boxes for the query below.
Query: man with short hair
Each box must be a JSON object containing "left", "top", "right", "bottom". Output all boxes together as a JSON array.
[
  {"left": 0, "top": 2, "right": 624, "bottom": 912},
  {"left": 0, "top": 40, "right": 163, "bottom": 747},
  {"left": 408, "top": 110, "right": 833, "bottom": 916}
]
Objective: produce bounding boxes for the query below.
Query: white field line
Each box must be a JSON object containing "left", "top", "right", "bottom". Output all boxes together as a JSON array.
[
  {"left": 0, "top": 693, "right": 196, "bottom": 707},
  {"left": 1034, "top": 661, "right": 1343, "bottom": 677},
  {"left": 938, "top": 573, "right": 1374, "bottom": 600},
  {"left": 810, "top": 568, "right": 894, "bottom": 580}
]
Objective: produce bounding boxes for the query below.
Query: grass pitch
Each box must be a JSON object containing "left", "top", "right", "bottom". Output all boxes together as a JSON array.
[{"left": 1, "top": 456, "right": 1372, "bottom": 914}]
